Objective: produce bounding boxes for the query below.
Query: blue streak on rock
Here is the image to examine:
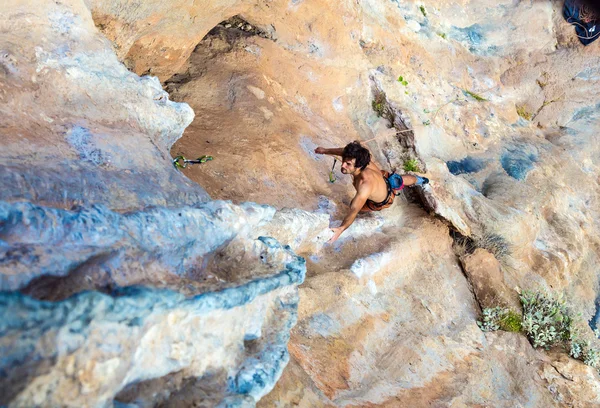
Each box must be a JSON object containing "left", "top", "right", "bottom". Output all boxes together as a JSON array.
[
  {"left": 0, "top": 253, "right": 305, "bottom": 390},
  {"left": 452, "top": 24, "right": 484, "bottom": 45},
  {"left": 66, "top": 126, "right": 110, "bottom": 166},
  {"left": 570, "top": 103, "right": 600, "bottom": 124},
  {"left": 446, "top": 157, "right": 487, "bottom": 175},
  {"left": 0, "top": 200, "right": 276, "bottom": 290},
  {"left": 449, "top": 24, "right": 499, "bottom": 56},
  {"left": 500, "top": 144, "right": 538, "bottom": 180}
]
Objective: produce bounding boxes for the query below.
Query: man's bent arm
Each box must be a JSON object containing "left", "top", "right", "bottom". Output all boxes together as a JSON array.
[
  {"left": 315, "top": 147, "right": 344, "bottom": 157},
  {"left": 340, "top": 191, "right": 369, "bottom": 230},
  {"left": 329, "top": 187, "right": 370, "bottom": 243}
]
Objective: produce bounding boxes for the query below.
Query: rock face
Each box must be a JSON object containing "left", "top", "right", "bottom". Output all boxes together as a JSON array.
[
  {"left": 460, "top": 248, "right": 521, "bottom": 311},
  {"left": 0, "top": 1, "right": 307, "bottom": 406},
  {"left": 2, "top": 0, "right": 600, "bottom": 406},
  {"left": 0, "top": 0, "right": 205, "bottom": 210}
]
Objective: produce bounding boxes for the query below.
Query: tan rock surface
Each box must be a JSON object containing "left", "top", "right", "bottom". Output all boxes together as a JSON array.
[
  {"left": 2, "top": 0, "right": 600, "bottom": 406},
  {"left": 460, "top": 248, "right": 521, "bottom": 311}
]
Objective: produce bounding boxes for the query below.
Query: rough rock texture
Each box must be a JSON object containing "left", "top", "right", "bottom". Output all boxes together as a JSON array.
[
  {"left": 0, "top": 0, "right": 206, "bottom": 210},
  {"left": 3, "top": 0, "right": 600, "bottom": 406},
  {"left": 0, "top": 1, "right": 307, "bottom": 406},
  {"left": 460, "top": 248, "right": 521, "bottom": 311}
]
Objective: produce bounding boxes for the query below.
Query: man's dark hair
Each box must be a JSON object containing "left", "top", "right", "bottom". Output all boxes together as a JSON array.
[
  {"left": 342, "top": 141, "right": 371, "bottom": 170},
  {"left": 576, "top": 0, "right": 600, "bottom": 20}
]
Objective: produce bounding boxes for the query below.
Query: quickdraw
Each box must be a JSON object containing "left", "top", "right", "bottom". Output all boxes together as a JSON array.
[
  {"left": 329, "top": 158, "right": 337, "bottom": 183},
  {"left": 173, "top": 155, "right": 213, "bottom": 169}
]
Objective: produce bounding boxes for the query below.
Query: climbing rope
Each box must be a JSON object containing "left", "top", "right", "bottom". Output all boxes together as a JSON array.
[
  {"left": 173, "top": 155, "right": 213, "bottom": 169},
  {"left": 360, "top": 128, "right": 414, "bottom": 145}
]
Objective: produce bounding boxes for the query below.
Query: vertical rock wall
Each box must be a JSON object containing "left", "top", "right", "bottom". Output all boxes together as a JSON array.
[{"left": 2, "top": 0, "right": 600, "bottom": 406}]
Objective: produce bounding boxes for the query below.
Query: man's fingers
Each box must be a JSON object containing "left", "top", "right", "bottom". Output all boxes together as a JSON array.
[{"left": 327, "top": 227, "right": 341, "bottom": 244}]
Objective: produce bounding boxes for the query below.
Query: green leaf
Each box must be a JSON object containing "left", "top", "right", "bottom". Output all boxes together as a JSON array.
[{"left": 463, "top": 89, "right": 488, "bottom": 102}]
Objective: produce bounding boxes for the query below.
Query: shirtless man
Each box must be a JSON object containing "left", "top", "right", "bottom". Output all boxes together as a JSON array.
[{"left": 315, "top": 141, "right": 428, "bottom": 243}]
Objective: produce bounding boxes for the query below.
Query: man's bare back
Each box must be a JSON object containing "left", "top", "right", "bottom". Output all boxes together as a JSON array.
[{"left": 353, "top": 162, "right": 389, "bottom": 204}]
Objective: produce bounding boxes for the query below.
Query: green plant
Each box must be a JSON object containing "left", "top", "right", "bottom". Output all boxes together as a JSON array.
[
  {"left": 520, "top": 291, "right": 572, "bottom": 349},
  {"left": 403, "top": 158, "right": 420, "bottom": 172},
  {"left": 584, "top": 347, "right": 600, "bottom": 368},
  {"left": 478, "top": 307, "right": 522, "bottom": 332},
  {"left": 478, "top": 307, "right": 504, "bottom": 332},
  {"left": 500, "top": 310, "right": 522, "bottom": 332},
  {"left": 570, "top": 338, "right": 585, "bottom": 359},
  {"left": 422, "top": 120, "right": 431, "bottom": 126},
  {"left": 420, "top": 5, "right": 427, "bottom": 17},
  {"left": 371, "top": 91, "right": 388, "bottom": 117},
  {"left": 516, "top": 105, "right": 532, "bottom": 120},
  {"left": 463, "top": 89, "right": 488, "bottom": 102},
  {"left": 397, "top": 76, "right": 408, "bottom": 86},
  {"left": 437, "top": 32, "right": 447, "bottom": 39},
  {"left": 372, "top": 100, "right": 385, "bottom": 117},
  {"left": 569, "top": 328, "right": 600, "bottom": 372}
]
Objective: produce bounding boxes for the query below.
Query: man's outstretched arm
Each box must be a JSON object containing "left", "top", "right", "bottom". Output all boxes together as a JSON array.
[
  {"left": 328, "top": 187, "right": 370, "bottom": 243},
  {"left": 315, "top": 147, "right": 344, "bottom": 157}
]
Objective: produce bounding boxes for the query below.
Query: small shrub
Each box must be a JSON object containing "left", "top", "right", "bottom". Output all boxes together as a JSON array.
[
  {"left": 569, "top": 329, "right": 600, "bottom": 371},
  {"left": 500, "top": 310, "right": 522, "bottom": 332},
  {"left": 437, "top": 32, "right": 447, "bottom": 39},
  {"left": 420, "top": 5, "right": 427, "bottom": 17},
  {"left": 478, "top": 307, "right": 504, "bottom": 332},
  {"left": 463, "top": 90, "right": 488, "bottom": 102},
  {"left": 584, "top": 347, "right": 600, "bottom": 369},
  {"left": 520, "top": 291, "right": 572, "bottom": 349},
  {"left": 570, "top": 338, "right": 585, "bottom": 359},
  {"left": 403, "top": 158, "right": 420, "bottom": 172},
  {"left": 372, "top": 100, "right": 385, "bottom": 117},
  {"left": 516, "top": 105, "right": 532, "bottom": 120},
  {"left": 397, "top": 76, "right": 408, "bottom": 86},
  {"left": 475, "top": 233, "right": 510, "bottom": 261},
  {"left": 478, "top": 307, "right": 522, "bottom": 333}
]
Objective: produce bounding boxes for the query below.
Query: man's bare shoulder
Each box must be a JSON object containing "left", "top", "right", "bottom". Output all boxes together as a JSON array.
[
  {"left": 355, "top": 169, "right": 377, "bottom": 190},
  {"left": 363, "top": 167, "right": 382, "bottom": 180}
]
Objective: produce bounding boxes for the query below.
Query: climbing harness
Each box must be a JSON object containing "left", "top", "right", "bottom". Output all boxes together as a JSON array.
[
  {"left": 173, "top": 155, "right": 213, "bottom": 169},
  {"left": 329, "top": 158, "right": 337, "bottom": 183}
]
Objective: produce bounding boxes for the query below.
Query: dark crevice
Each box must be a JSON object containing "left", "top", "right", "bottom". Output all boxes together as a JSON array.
[
  {"left": 368, "top": 81, "right": 437, "bottom": 214},
  {"left": 370, "top": 83, "right": 426, "bottom": 173},
  {"left": 163, "top": 15, "right": 276, "bottom": 94},
  {"left": 114, "top": 369, "right": 231, "bottom": 407},
  {"left": 20, "top": 251, "right": 120, "bottom": 301},
  {"left": 209, "top": 15, "right": 276, "bottom": 41},
  {"left": 449, "top": 229, "right": 484, "bottom": 314}
]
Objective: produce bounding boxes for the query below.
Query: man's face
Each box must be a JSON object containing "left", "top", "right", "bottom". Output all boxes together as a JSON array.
[{"left": 341, "top": 157, "right": 357, "bottom": 174}]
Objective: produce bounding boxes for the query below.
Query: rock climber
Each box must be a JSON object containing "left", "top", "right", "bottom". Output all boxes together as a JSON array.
[{"left": 315, "top": 141, "right": 429, "bottom": 243}]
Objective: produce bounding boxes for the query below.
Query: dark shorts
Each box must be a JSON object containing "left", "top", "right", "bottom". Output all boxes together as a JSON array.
[{"left": 360, "top": 171, "right": 395, "bottom": 213}]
